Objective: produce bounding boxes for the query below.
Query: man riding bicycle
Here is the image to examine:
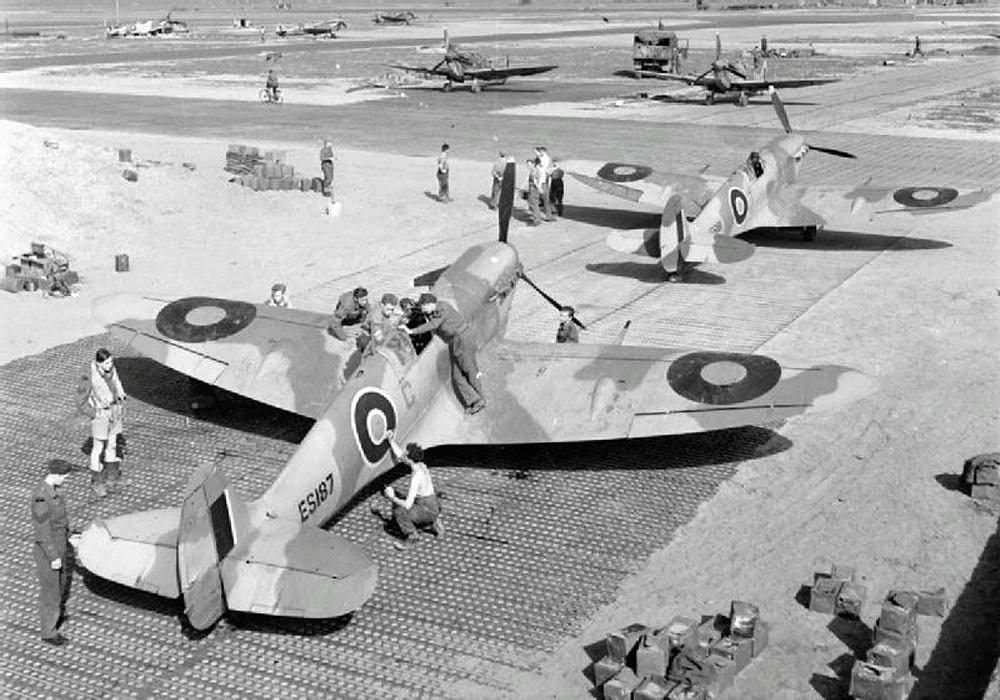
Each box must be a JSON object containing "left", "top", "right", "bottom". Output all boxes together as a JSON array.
[{"left": 265, "top": 69, "right": 280, "bottom": 102}]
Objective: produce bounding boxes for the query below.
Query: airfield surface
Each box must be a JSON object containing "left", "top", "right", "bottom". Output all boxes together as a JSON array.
[{"left": 1, "top": 5, "right": 999, "bottom": 699}]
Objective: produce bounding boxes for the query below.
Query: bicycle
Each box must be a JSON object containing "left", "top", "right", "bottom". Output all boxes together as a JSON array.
[{"left": 259, "top": 88, "right": 284, "bottom": 105}]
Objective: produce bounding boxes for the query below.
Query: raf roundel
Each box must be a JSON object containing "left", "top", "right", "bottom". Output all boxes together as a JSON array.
[
  {"left": 597, "top": 162, "right": 653, "bottom": 183},
  {"left": 892, "top": 187, "right": 959, "bottom": 208},
  {"left": 155, "top": 297, "right": 257, "bottom": 343},
  {"left": 728, "top": 188, "right": 749, "bottom": 225},
  {"left": 351, "top": 388, "right": 398, "bottom": 466},
  {"left": 667, "top": 351, "right": 782, "bottom": 405}
]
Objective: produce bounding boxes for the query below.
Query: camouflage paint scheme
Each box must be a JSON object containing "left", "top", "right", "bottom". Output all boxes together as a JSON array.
[
  {"left": 78, "top": 177, "right": 874, "bottom": 630},
  {"left": 565, "top": 125, "right": 994, "bottom": 278}
]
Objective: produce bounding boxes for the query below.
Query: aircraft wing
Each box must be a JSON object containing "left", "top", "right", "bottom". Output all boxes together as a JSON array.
[
  {"left": 615, "top": 69, "right": 704, "bottom": 86},
  {"left": 463, "top": 64, "right": 558, "bottom": 80},
  {"left": 562, "top": 158, "right": 723, "bottom": 210},
  {"left": 93, "top": 294, "right": 352, "bottom": 420},
  {"left": 386, "top": 62, "right": 443, "bottom": 79},
  {"left": 731, "top": 78, "right": 839, "bottom": 90},
  {"left": 748, "top": 182, "right": 998, "bottom": 229},
  {"left": 409, "top": 341, "right": 874, "bottom": 447}
]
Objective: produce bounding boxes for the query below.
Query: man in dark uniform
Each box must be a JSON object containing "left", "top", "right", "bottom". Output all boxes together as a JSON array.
[
  {"left": 320, "top": 139, "right": 335, "bottom": 198},
  {"left": 327, "top": 286, "right": 371, "bottom": 341},
  {"left": 399, "top": 298, "right": 432, "bottom": 354},
  {"left": 32, "top": 460, "right": 73, "bottom": 645},
  {"left": 407, "top": 293, "right": 485, "bottom": 413},
  {"left": 556, "top": 305, "right": 579, "bottom": 343}
]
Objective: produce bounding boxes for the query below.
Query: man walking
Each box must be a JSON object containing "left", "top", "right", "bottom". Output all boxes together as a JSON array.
[
  {"left": 32, "top": 460, "right": 73, "bottom": 645},
  {"left": 436, "top": 143, "right": 451, "bottom": 202}
]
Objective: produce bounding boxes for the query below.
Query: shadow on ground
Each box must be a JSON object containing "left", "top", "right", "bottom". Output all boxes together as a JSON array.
[
  {"left": 585, "top": 260, "right": 726, "bottom": 284},
  {"left": 741, "top": 228, "right": 951, "bottom": 252}
]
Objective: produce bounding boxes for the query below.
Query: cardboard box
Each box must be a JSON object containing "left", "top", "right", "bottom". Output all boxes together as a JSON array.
[
  {"left": 916, "top": 587, "right": 948, "bottom": 617},
  {"left": 636, "top": 643, "right": 668, "bottom": 679},
  {"left": 668, "top": 645, "right": 712, "bottom": 683},
  {"left": 607, "top": 623, "right": 650, "bottom": 664},
  {"left": 831, "top": 563, "right": 856, "bottom": 582},
  {"left": 702, "top": 654, "right": 736, "bottom": 697},
  {"left": 867, "top": 641, "right": 914, "bottom": 677},
  {"left": 874, "top": 619, "right": 918, "bottom": 652},
  {"left": 880, "top": 592, "right": 918, "bottom": 634},
  {"left": 729, "top": 601, "right": 758, "bottom": 638},
  {"left": 634, "top": 677, "right": 675, "bottom": 700},
  {"left": 667, "top": 682, "right": 706, "bottom": 700},
  {"left": 849, "top": 661, "right": 910, "bottom": 700},
  {"left": 810, "top": 577, "right": 843, "bottom": 615},
  {"left": 972, "top": 483, "right": 1000, "bottom": 500},
  {"left": 664, "top": 617, "right": 698, "bottom": 653},
  {"left": 604, "top": 666, "right": 642, "bottom": 700},
  {"left": 835, "top": 581, "right": 867, "bottom": 619},
  {"left": 593, "top": 655, "right": 624, "bottom": 686},
  {"left": 710, "top": 637, "right": 753, "bottom": 674},
  {"left": 696, "top": 615, "right": 725, "bottom": 648},
  {"left": 751, "top": 620, "right": 770, "bottom": 657}
]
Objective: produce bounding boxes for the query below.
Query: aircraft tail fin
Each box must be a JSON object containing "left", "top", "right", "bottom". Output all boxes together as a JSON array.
[{"left": 659, "top": 195, "right": 755, "bottom": 274}]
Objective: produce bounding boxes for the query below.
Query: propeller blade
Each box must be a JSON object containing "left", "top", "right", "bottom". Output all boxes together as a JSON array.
[
  {"left": 725, "top": 63, "right": 747, "bottom": 79},
  {"left": 498, "top": 160, "right": 515, "bottom": 243},
  {"left": 769, "top": 86, "right": 792, "bottom": 134},
  {"left": 808, "top": 144, "right": 857, "bottom": 159},
  {"left": 715, "top": 32, "right": 721, "bottom": 61},
  {"left": 518, "top": 271, "right": 587, "bottom": 329}
]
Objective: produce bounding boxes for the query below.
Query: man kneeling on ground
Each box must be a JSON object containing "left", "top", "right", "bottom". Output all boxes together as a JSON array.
[{"left": 381, "top": 430, "right": 443, "bottom": 550}]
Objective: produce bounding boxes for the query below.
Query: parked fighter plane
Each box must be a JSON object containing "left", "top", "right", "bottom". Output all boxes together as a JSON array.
[
  {"left": 77, "top": 164, "right": 873, "bottom": 631},
  {"left": 105, "top": 11, "right": 188, "bottom": 38},
  {"left": 373, "top": 10, "right": 415, "bottom": 25},
  {"left": 617, "top": 33, "right": 837, "bottom": 106},
  {"left": 565, "top": 87, "right": 994, "bottom": 281},
  {"left": 387, "top": 30, "right": 557, "bottom": 92},
  {"left": 276, "top": 19, "right": 347, "bottom": 38}
]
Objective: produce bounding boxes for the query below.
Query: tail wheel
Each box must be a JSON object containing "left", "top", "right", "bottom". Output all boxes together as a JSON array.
[
  {"left": 705, "top": 93, "right": 715, "bottom": 105},
  {"left": 471, "top": 81, "right": 481, "bottom": 93}
]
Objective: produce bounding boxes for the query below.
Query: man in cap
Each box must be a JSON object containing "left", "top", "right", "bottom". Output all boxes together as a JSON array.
[
  {"left": 407, "top": 293, "right": 486, "bottom": 413},
  {"left": 327, "top": 286, "right": 372, "bottom": 341},
  {"left": 32, "top": 460, "right": 73, "bottom": 645}
]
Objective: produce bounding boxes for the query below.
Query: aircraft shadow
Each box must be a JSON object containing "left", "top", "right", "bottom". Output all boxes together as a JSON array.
[
  {"left": 585, "top": 261, "right": 727, "bottom": 285},
  {"left": 558, "top": 204, "right": 658, "bottom": 230},
  {"left": 741, "top": 228, "right": 951, "bottom": 252},
  {"left": 429, "top": 425, "right": 791, "bottom": 474},
  {"left": 647, "top": 94, "right": 819, "bottom": 107},
  {"left": 113, "top": 357, "right": 313, "bottom": 444}
]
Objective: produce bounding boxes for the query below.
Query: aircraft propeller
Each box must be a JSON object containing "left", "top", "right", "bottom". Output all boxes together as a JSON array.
[
  {"left": 769, "top": 86, "right": 856, "bottom": 159},
  {"left": 497, "top": 161, "right": 586, "bottom": 329}
]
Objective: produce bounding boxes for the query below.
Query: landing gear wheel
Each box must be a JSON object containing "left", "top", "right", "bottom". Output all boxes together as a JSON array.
[
  {"left": 471, "top": 81, "right": 481, "bottom": 93},
  {"left": 802, "top": 225, "right": 818, "bottom": 242},
  {"left": 738, "top": 91, "right": 749, "bottom": 107},
  {"left": 705, "top": 93, "right": 715, "bottom": 105},
  {"left": 443, "top": 81, "right": 453, "bottom": 93}
]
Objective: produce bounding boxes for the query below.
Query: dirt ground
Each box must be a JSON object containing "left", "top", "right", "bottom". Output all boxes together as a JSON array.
[{"left": 1, "top": 6, "right": 998, "bottom": 699}]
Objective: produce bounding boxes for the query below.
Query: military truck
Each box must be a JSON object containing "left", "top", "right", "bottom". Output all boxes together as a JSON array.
[{"left": 632, "top": 28, "right": 689, "bottom": 73}]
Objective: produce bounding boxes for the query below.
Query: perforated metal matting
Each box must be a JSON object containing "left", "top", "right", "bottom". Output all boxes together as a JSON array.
[{"left": 0, "top": 336, "right": 784, "bottom": 698}]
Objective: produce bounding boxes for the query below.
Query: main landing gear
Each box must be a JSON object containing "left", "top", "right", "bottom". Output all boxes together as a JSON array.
[{"left": 801, "top": 225, "right": 818, "bottom": 242}]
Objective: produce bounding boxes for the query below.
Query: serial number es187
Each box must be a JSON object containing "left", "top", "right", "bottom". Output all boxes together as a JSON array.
[{"left": 298, "top": 473, "right": 335, "bottom": 522}]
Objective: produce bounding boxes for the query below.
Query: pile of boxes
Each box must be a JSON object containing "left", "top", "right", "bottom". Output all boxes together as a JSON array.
[
  {"left": 962, "top": 453, "right": 1000, "bottom": 503},
  {"left": 809, "top": 563, "right": 867, "bottom": 619},
  {"left": 849, "top": 588, "right": 947, "bottom": 700},
  {"left": 2, "top": 243, "right": 78, "bottom": 294},
  {"left": 592, "top": 601, "right": 769, "bottom": 700},
  {"left": 224, "top": 144, "right": 324, "bottom": 194}
]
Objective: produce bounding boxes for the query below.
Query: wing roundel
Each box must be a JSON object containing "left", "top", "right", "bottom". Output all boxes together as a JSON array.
[{"left": 156, "top": 296, "right": 257, "bottom": 343}]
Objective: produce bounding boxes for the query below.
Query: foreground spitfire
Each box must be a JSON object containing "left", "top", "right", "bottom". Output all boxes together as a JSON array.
[
  {"left": 566, "top": 88, "right": 995, "bottom": 281},
  {"left": 78, "top": 165, "right": 874, "bottom": 631},
  {"left": 617, "top": 33, "right": 838, "bottom": 106},
  {"left": 387, "top": 30, "right": 557, "bottom": 93}
]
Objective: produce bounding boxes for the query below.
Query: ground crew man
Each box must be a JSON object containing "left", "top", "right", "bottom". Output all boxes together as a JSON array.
[
  {"left": 265, "top": 69, "right": 279, "bottom": 102},
  {"left": 400, "top": 297, "right": 432, "bottom": 354},
  {"left": 327, "top": 287, "right": 371, "bottom": 341},
  {"left": 88, "top": 348, "right": 127, "bottom": 497},
  {"left": 535, "top": 146, "right": 555, "bottom": 220},
  {"left": 407, "top": 293, "right": 485, "bottom": 413},
  {"left": 32, "top": 460, "right": 73, "bottom": 645},
  {"left": 265, "top": 282, "right": 290, "bottom": 308},
  {"left": 381, "top": 430, "right": 442, "bottom": 550},
  {"left": 374, "top": 293, "right": 405, "bottom": 344},
  {"left": 549, "top": 161, "right": 565, "bottom": 217},
  {"left": 436, "top": 143, "right": 451, "bottom": 202},
  {"left": 556, "top": 305, "right": 579, "bottom": 343},
  {"left": 526, "top": 157, "right": 549, "bottom": 225},
  {"left": 488, "top": 150, "right": 506, "bottom": 210},
  {"left": 320, "top": 140, "right": 335, "bottom": 198}
]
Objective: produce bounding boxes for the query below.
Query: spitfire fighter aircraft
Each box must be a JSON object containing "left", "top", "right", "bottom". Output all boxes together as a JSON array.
[
  {"left": 565, "top": 87, "right": 995, "bottom": 281},
  {"left": 276, "top": 19, "right": 347, "bottom": 38},
  {"left": 387, "top": 30, "right": 557, "bottom": 92},
  {"left": 77, "top": 165, "right": 874, "bottom": 631},
  {"left": 373, "top": 10, "right": 416, "bottom": 26},
  {"left": 617, "top": 33, "right": 838, "bottom": 106}
]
